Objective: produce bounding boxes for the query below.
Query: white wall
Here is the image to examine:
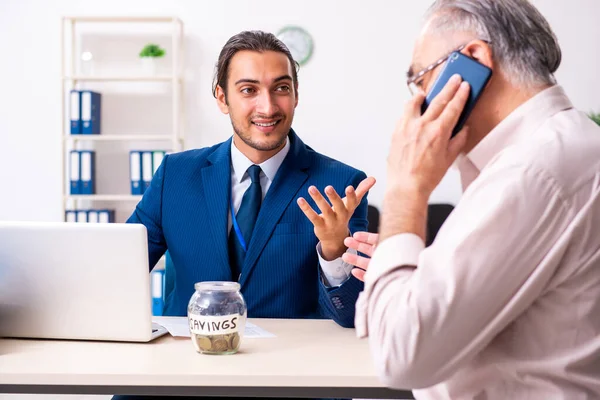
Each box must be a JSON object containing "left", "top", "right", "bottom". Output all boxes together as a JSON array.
[{"left": 0, "top": 0, "right": 599, "bottom": 222}]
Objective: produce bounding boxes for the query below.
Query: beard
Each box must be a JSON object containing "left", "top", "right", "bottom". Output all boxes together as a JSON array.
[{"left": 230, "top": 114, "right": 290, "bottom": 152}]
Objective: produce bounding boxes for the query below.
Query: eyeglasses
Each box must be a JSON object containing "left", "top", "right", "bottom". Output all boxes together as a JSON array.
[{"left": 406, "top": 41, "right": 491, "bottom": 95}]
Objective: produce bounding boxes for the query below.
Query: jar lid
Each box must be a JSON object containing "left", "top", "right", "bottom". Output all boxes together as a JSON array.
[{"left": 194, "top": 281, "right": 240, "bottom": 292}]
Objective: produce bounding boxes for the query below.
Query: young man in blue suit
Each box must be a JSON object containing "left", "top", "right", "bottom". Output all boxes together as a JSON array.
[{"left": 127, "top": 30, "right": 374, "bottom": 331}]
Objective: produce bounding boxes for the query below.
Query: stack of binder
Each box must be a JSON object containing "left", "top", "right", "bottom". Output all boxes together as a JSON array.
[
  {"left": 69, "top": 150, "right": 96, "bottom": 195},
  {"left": 70, "top": 90, "right": 102, "bottom": 134},
  {"left": 130, "top": 150, "right": 166, "bottom": 195},
  {"left": 65, "top": 209, "right": 115, "bottom": 223}
]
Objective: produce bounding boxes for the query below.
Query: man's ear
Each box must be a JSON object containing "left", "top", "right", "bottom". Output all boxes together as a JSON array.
[
  {"left": 215, "top": 85, "right": 229, "bottom": 115},
  {"left": 463, "top": 40, "right": 494, "bottom": 70},
  {"left": 294, "top": 83, "right": 299, "bottom": 108}
]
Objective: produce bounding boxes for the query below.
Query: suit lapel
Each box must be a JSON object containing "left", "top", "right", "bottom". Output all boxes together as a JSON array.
[
  {"left": 201, "top": 139, "right": 232, "bottom": 273},
  {"left": 239, "top": 130, "right": 312, "bottom": 287}
]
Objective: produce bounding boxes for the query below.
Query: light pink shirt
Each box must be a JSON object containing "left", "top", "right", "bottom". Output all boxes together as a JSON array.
[{"left": 355, "top": 86, "right": 600, "bottom": 399}]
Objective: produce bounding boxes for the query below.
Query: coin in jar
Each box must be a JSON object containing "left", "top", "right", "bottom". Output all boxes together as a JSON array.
[
  {"left": 196, "top": 335, "right": 212, "bottom": 351},
  {"left": 211, "top": 336, "right": 229, "bottom": 352},
  {"left": 229, "top": 332, "right": 240, "bottom": 350}
]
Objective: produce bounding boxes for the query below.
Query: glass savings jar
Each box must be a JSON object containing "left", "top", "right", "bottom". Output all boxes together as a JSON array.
[{"left": 187, "top": 281, "right": 247, "bottom": 355}]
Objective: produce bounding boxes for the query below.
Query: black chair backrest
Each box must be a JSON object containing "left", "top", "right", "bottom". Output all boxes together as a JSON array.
[
  {"left": 367, "top": 205, "right": 380, "bottom": 234},
  {"left": 366, "top": 203, "right": 454, "bottom": 247},
  {"left": 426, "top": 203, "right": 454, "bottom": 246}
]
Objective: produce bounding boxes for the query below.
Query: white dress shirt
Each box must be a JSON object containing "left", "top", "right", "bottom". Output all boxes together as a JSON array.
[
  {"left": 229, "top": 138, "right": 354, "bottom": 286},
  {"left": 355, "top": 86, "right": 600, "bottom": 399}
]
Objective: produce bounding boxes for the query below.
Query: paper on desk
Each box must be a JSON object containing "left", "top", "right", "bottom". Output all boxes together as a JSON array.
[
  {"left": 244, "top": 321, "right": 276, "bottom": 338},
  {"left": 152, "top": 316, "right": 275, "bottom": 338}
]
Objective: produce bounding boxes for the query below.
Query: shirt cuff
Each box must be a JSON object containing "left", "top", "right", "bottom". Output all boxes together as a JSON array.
[
  {"left": 364, "top": 233, "right": 424, "bottom": 284},
  {"left": 355, "top": 290, "right": 369, "bottom": 338},
  {"left": 317, "top": 242, "right": 355, "bottom": 287}
]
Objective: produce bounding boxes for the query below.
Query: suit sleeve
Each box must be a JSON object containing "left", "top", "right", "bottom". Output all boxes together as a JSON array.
[
  {"left": 126, "top": 154, "right": 169, "bottom": 271},
  {"left": 318, "top": 170, "right": 369, "bottom": 328}
]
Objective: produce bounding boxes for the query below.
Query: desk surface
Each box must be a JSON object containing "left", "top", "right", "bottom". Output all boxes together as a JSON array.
[{"left": 0, "top": 318, "right": 412, "bottom": 399}]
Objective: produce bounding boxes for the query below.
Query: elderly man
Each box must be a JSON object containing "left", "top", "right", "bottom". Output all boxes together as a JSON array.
[{"left": 345, "top": 0, "right": 600, "bottom": 398}]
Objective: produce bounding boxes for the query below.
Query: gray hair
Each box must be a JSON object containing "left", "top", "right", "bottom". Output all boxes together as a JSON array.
[{"left": 423, "top": 0, "right": 561, "bottom": 88}]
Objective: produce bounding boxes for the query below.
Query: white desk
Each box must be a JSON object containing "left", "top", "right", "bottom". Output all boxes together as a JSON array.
[{"left": 0, "top": 318, "right": 413, "bottom": 399}]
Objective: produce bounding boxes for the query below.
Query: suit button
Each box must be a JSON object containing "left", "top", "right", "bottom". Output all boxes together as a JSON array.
[{"left": 331, "top": 296, "right": 344, "bottom": 309}]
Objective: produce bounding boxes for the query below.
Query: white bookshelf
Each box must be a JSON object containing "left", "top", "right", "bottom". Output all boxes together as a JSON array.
[
  {"left": 65, "top": 195, "right": 144, "bottom": 202},
  {"left": 63, "top": 134, "right": 179, "bottom": 142},
  {"left": 63, "top": 16, "right": 179, "bottom": 23},
  {"left": 60, "top": 16, "right": 185, "bottom": 222},
  {"left": 63, "top": 76, "right": 180, "bottom": 82}
]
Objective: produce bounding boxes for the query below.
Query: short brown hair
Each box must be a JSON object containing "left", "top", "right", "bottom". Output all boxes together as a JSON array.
[{"left": 212, "top": 30, "right": 299, "bottom": 98}]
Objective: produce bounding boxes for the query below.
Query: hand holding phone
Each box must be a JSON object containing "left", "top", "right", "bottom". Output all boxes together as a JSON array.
[
  {"left": 385, "top": 69, "right": 472, "bottom": 196},
  {"left": 421, "top": 51, "right": 492, "bottom": 137}
]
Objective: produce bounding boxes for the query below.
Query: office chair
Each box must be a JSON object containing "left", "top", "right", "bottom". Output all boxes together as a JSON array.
[
  {"left": 367, "top": 204, "right": 380, "bottom": 234},
  {"left": 365, "top": 203, "right": 454, "bottom": 245},
  {"left": 426, "top": 203, "right": 454, "bottom": 246}
]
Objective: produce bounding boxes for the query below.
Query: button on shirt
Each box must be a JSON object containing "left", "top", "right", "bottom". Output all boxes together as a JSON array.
[
  {"left": 355, "top": 86, "right": 600, "bottom": 399},
  {"left": 229, "top": 138, "right": 354, "bottom": 286}
]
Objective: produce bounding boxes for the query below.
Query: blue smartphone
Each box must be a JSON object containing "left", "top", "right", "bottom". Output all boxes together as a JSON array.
[{"left": 421, "top": 51, "right": 492, "bottom": 137}]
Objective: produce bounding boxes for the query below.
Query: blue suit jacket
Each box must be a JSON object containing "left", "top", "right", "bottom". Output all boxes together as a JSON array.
[{"left": 127, "top": 130, "right": 368, "bottom": 327}]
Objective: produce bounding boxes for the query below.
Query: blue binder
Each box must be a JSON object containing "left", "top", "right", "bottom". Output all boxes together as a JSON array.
[
  {"left": 76, "top": 210, "right": 88, "bottom": 223},
  {"left": 98, "top": 209, "right": 115, "bottom": 223},
  {"left": 129, "top": 151, "right": 143, "bottom": 195},
  {"left": 152, "top": 151, "right": 166, "bottom": 175},
  {"left": 81, "top": 90, "right": 101, "bottom": 134},
  {"left": 141, "top": 151, "right": 153, "bottom": 192},
  {"left": 70, "top": 90, "right": 81, "bottom": 134},
  {"left": 69, "top": 150, "right": 81, "bottom": 194},
  {"left": 80, "top": 150, "right": 96, "bottom": 195},
  {"left": 87, "top": 209, "right": 99, "bottom": 223},
  {"left": 151, "top": 269, "right": 165, "bottom": 316},
  {"left": 65, "top": 210, "right": 77, "bottom": 223}
]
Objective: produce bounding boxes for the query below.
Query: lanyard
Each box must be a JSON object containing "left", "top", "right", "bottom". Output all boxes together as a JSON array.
[{"left": 230, "top": 198, "right": 247, "bottom": 252}]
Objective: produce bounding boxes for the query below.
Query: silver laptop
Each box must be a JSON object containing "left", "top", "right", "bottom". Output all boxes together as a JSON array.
[{"left": 0, "top": 221, "right": 168, "bottom": 342}]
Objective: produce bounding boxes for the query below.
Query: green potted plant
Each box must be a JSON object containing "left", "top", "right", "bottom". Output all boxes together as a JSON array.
[
  {"left": 139, "top": 43, "right": 166, "bottom": 75},
  {"left": 589, "top": 111, "right": 600, "bottom": 126}
]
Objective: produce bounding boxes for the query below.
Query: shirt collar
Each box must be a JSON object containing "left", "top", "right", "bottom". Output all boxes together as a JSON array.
[
  {"left": 230, "top": 136, "right": 291, "bottom": 183},
  {"left": 459, "top": 85, "right": 573, "bottom": 187}
]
